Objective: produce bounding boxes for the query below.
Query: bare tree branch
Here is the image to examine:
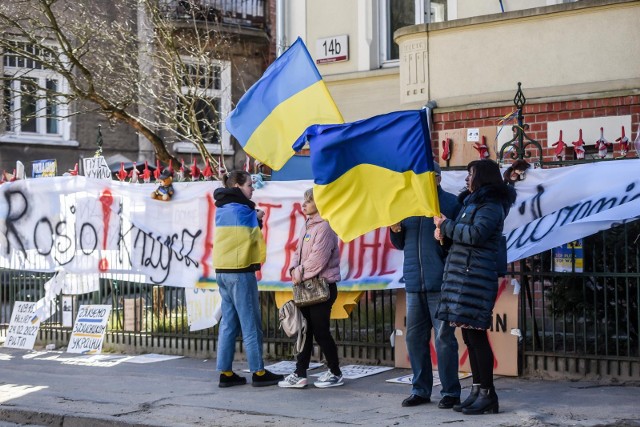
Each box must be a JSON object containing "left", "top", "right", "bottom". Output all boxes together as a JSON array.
[{"left": 0, "top": 0, "right": 256, "bottom": 173}]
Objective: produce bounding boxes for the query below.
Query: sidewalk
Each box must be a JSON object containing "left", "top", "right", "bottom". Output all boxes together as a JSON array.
[{"left": 0, "top": 348, "right": 638, "bottom": 427}]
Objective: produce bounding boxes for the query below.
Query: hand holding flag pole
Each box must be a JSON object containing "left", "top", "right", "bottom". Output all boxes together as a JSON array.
[{"left": 433, "top": 213, "right": 446, "bottom": 245}]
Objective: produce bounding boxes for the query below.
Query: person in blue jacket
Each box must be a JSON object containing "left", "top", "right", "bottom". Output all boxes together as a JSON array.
[
  {"left": 434, "top": 159, "right": 516, "bottom": 415},
  {"left": 390, "top": 163, "right": 462, "bottom": 409}
]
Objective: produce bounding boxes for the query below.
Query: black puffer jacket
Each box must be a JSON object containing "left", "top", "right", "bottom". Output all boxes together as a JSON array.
[{"left": 436, "top": 184, "right": 516, "bottom": 329}]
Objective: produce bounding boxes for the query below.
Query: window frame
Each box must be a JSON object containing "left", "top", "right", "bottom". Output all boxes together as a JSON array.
[
  {"left": 173, "top": 57, "right": 232, "bottom": 155},
  {"left": 2, "top": 41, "right": 71, "bottom": 144},
  {"left": 378, "top": 0, "right": 445, "bottom": 67}
]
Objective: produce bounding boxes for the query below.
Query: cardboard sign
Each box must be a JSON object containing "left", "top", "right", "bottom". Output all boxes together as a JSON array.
[
  {"left": 4, "top": 302, "right": 40, "bottom": 349},
  {"left": 67, "top": 305, "right": 111, "bottom": 354},
  {"left": 394, "top": 277, "right": 519, "bottom": 376},
  {"left": 82, "top": 156, "right": 112, "bottom": 180}
]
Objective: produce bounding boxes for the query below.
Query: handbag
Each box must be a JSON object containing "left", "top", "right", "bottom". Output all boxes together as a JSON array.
[
  {"left": 279, "top": 299, "right": 307, "bottom": 355},
  {"left": 292, "top": 276, "right": 330, "bottom": 307}
]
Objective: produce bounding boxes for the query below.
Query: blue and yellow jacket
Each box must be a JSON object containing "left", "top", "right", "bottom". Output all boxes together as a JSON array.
[{"left": 213, "top": 188, "right": 266, "bottom": 272}]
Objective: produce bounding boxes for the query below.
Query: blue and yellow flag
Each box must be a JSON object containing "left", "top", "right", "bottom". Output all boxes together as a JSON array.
[
  {"left": 225, "top": 37, "right": 343, "bottom": 171},
  {"left": 293, "top": 110, "right": 440, "bottom": 242},
  {"left": 213, "top": 203, "right": 266, "bottom": 269}
]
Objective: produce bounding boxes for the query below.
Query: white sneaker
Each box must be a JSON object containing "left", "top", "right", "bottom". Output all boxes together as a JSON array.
[
  {"left": 278, "top": 373, "right": 308, "bottom": 388},
  {"left": 314, "top": 371, "right": 344, "bottom": 388}
]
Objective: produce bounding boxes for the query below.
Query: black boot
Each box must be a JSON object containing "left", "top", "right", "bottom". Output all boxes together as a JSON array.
[
  {"left": 462, "top": 387, "right": 499, "bottom": 415},
  {"left": 453, "top": 384, "right": 480, "bottom": 412}
]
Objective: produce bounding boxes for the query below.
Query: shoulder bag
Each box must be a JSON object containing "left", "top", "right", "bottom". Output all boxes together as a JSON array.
[{"left": 293, "top": 276, "right": 329, "bottom": 307}]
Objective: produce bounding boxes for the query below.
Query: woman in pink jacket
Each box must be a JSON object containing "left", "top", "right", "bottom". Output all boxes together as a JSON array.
[{"left": 279, "top": 188, "right": 343, "bottom": 389}]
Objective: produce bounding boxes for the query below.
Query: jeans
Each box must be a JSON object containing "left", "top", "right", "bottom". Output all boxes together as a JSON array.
[
  {"left": 294, "top": 282, "right": 341, "bottom": 378},
  {"left": 216, "top": 272, "right": 264, "bottom": 373},
  {"left": 405, "top": 291, "right": 460, "bottom": 399}
]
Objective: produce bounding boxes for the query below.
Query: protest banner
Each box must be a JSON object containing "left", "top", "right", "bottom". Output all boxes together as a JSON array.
[
  {"left": 83, "top": 156, "right": 112, "bottom": 180},
  {"left": 4, "top": 302, "right": 40, "bottom": 350},
  {"left": 0, "top": 160, "right": 637, "bottom": 295},
  {"left": 67, "top": 305, "right": 111, "bottom": 354}
]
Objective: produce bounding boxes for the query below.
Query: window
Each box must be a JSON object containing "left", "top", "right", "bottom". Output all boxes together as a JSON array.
[
  {"left": 2, "top": 42, "right": 69, "bottom": 141},
  {"left": 379, "top": 0, "right": 446, "bottom": 63},
  {"left": 173, "top": 58, "right": 231, "bottom": 154}
]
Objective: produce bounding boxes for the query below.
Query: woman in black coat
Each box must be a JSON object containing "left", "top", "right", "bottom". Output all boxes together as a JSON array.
[{"left": 433, "top": 159, "right": 516, "bottom": 415}]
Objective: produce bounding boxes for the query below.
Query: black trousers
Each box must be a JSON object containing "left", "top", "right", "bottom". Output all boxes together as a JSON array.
[
  {"left": 461, "top": 328, "right": 494, "bottom": 389},
  {"left": 295, "top": 282, "right": 341, "bottom": 378}
]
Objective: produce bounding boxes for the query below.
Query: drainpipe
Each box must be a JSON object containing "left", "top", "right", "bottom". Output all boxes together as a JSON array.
[
  {"left": 423, "top": 100, "right": 437, "bottom": 135},
  {"left": 276, "top": 0, "right": 286, "bottom": 57}
]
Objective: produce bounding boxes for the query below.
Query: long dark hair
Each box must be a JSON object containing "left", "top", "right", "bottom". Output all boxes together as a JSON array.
[
  {"left": 467, "top": 159, "right": 503, "bottom": 192},
  {"left": 222, "top": 170, "right": 251, "bottom": 188}
]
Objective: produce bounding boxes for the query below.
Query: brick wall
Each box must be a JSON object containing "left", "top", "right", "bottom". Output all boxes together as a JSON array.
[{"left": 432, "top": 95, "right": 640, "bottom": 164}]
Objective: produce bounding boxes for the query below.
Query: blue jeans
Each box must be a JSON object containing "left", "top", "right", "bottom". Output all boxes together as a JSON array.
[
  {"left": 405, "top": 291, "right": 460, "bottom": 399},
  {"left": 216, "top": 272, "right": 264, "bottom": 373}
]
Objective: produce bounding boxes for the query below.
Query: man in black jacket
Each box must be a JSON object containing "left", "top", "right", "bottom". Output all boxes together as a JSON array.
[{"left": 390, "top": 164, "right": 462, "bottom": 409}]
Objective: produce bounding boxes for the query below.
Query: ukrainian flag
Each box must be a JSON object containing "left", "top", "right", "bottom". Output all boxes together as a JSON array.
[
  {"left": 293, "top": 110, "right": 440, "bottom": 242},
  {"left": 225, "top": 37, "right": 343, "bottom": 171},
  {"left": 213, "top": 203, "right": 266, "bottom": 269}
]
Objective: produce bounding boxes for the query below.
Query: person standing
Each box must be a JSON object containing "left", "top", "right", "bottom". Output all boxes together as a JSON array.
[
  {"left": 279, "top": 188, "right": 343, "bottom": 389},
  {"left": 213, "top": 170, "right": 283, "bottom": 388},
  {"left": 390, "top": 163, "right": 462, "bottom": 409},
  {"left": 434, "top": 159, "right": 516, "bottom": 415}
]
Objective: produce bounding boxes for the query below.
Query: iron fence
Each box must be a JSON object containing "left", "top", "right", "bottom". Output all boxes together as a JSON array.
[
  {"left": 515, "top": 220, "right": 640, "bottom": 378},
  {"left": 1, "top": 225, "right": 639, "bottom": 377},
  {"left": 0, "top": 275, "right": 395, "bottom": 365}
]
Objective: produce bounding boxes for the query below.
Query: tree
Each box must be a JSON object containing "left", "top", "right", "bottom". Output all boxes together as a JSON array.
[{"left": 0, "top": 0, "right": 262, "bottom": 171}]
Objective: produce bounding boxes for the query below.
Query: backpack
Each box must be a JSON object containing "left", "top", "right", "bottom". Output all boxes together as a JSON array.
[{"left": 278, "top": 300, "right": 307, "bottom": 356}]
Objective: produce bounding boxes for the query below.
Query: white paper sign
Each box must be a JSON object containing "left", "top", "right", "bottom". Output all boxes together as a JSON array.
[
  {"left": 4, "top": 302, "right": 40, "bottom": 349},
  {"left": 67, "top": 305, "right": 111, "bottom": 354},
  {"left": 82, "top": 156, "right": 112, "bottom": 180},
  {"left": 311, "top": 364, "right": 393, "bottom": 380},
  {"left": 185, "top": 288, "right": 222, "bottom": 331},
  {"left": 62, "top": 296, "right": 73, "bottom": 327}
]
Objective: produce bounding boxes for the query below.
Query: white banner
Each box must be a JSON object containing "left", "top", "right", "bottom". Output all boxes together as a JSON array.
[{"left": 0, "top": 160, "right": 638, "bottom": 291}]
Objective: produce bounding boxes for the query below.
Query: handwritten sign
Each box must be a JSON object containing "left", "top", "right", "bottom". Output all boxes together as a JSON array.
[
  {"left": 4, "top": 302, "right": 40, "bottom": 349},
  {"left": 185, "top": 288, "right": 221, "bottom": 331},
  {"left": 67, "top": 305, "right": 111, "bottom": 354},
  {"left": 82, "top": 156, "right": 112, "bottom": 180}
]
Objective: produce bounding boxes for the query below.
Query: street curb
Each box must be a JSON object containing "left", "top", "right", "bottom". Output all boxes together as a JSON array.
[{"left": 0, "top": 407, "right": 160, "bottom": 427}]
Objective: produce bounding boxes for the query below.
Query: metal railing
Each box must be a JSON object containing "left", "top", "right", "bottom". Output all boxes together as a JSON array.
[
  {"left": 161, "top": 0, "right": 266, "bottom": 29},
  {"left": 514, "top": 221, "right": 640, "bottom": 378},
  {"left": 1, "top": 220, "right": 638, "bottom": 377},
  {"left": 0, "top": 276, "right": 395, "bottom": 365}
]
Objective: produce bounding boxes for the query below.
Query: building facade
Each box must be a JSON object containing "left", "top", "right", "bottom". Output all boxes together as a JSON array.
[
  {"left": 282, "top": 0, "right": 639, "bottom": 166},
  {"left": 0, "top": 0, "right": 274, "bottom": 177},
  {"left": 282, "top": 0, "right": 640, "bottom": 379}
]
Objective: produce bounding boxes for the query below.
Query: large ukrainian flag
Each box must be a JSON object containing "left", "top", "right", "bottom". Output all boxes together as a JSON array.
[
  {"left": 225, "top": 37, "right": 343, "bottom": 171},
  {"left": 213, "top": 203, "right": 266, "bottom": 269},
  {"left": 293, "top": 110, "right": 440, "bottom": 242}
]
